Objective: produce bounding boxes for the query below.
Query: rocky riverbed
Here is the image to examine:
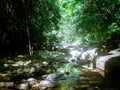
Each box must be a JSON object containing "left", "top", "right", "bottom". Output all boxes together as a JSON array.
[{"left": 0, "top": 50, "right": 119, "bottom": 90}]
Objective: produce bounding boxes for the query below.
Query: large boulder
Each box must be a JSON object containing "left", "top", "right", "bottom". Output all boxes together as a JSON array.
[
  {"left": 105, "top": 56, "right": 120, "bottom": 87},
  {"left": 96, "top": 48, "right": 120, "bottom": 71},
  {"left": 96, "top": 48, "right": 120, "bottom": 87}
]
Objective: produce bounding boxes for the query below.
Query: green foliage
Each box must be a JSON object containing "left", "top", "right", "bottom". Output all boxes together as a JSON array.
[
  {"left": 108, "top": 23, "right": 120, "bottom": 34},
  {"left": 54, "top": 0, "right": 80, "bottom": 43},
  {"left": 57, "top": 63, "right": 82, "bottom": 76},
  {"left": 0, "top": 0, "right": 60, "bottom": 56},
  {"left": 28, "top": 0, "right": 61, "bottom": 47},
  {"left": 38, "top": 50, "right": 50, "bottom": 60},
  {"left": 74, "top": 0, "right": 120, "bottom": 48},
  {"left": 42, "top": 0, "right": 120, "bottom": 49},
  {"left": 29, "top": 0, "right": 60, "bottom": 30},
  {"left": 0, "top": 0, "right": 120, "bottom": 57}
]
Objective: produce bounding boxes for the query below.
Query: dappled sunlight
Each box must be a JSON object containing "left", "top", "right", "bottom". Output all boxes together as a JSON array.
[
  {"left": 0, "top": 48, "right": 120, "bottom": 90},
  {"left": 68, "top": 48, "right": 83, "bottom": 62},
  {"left": 11, "top": 60, "right": 31, "bottom": 67},
  {"left": 0, "top": 0, "right": 120, "bottom": 89}
]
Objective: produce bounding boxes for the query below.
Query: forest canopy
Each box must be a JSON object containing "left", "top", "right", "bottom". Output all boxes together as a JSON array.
[{"left": 0, "top": 0, "right": 120, "bottom": 57}]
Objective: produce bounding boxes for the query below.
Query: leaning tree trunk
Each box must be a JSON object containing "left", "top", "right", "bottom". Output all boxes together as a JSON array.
[{"left": 26, "top": 21, "right": 33, "bottom": 56}]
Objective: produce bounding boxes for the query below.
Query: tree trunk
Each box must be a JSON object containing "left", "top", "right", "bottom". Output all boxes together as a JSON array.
[{"left": 26, "top": 22, "right": 33, "bottom": 56}]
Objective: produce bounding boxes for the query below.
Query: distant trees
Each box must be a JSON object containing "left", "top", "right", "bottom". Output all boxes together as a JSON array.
[
  {"left": 0, "top": 0, "right": 119, "bottom": 57},
  {"left": 54, "top": 0, "right": 120, "bottom": 50},
  {"left": 74, "top": 0, "right": 120, "bottom": 49},
  {"left": 0, "top": 0, "right": 60, "bottom": 57}
]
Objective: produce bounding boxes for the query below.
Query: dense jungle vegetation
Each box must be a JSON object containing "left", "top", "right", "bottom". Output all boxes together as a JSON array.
[{"left": 0, "top": 0, "right": 120, "bottom": 58}]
